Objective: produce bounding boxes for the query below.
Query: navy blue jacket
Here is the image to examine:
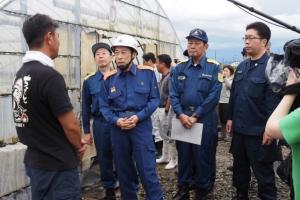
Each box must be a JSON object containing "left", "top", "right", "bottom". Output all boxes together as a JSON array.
[
  {"left": 228, "top": 53, "right": 281, "bottom": 136},
  {"left": 99, "top": 64, "right": 160, "bottom": 125},
  {"left": 170, "top": 56, "right": 222, "bottom": 124},
  {"left": 81, "top": 71, "right": 103, "bottom": 133}
]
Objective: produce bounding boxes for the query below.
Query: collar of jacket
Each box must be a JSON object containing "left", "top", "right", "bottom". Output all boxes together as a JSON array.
[
  {"left": 117, "top": 63, "right": 137, "bottom": 76},
  {"left": 187, "top": 54, "right": 207, "bottom": 68},
  {"left": 95, "top": 70, "right": 104, "bottom": 81},
  {"left": 245, "top": 52, "right": 269, "bottom": 65}
]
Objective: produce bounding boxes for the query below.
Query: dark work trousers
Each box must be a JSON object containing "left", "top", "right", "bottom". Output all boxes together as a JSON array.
[
  {"left": 93, "top": 116, "right": 117, "bottom": 189},
  {"left": 26, "top": 166, "right": 81, "bottom": 200},
  {"left": 176, "top": 125, "right": 218, "bottom": 191},
  {"left": 111, "top": 117, "right": 163, "bottom": 200},
  {"left": 231, "top": 133, "right": 277, "bottom": 199}
]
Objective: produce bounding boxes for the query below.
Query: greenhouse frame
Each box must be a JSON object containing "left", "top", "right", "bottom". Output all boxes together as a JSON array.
[{"left": 0, "top": 0, "right": 182, "bottom": 198}]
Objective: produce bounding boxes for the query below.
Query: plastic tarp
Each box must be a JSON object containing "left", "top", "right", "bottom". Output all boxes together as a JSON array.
[
  {"left": 68, "top": 89, "right": 81, "bottom": 120},
  {"left": 0, "top": 187, "right": 31, "bottom": 200},
  {"left": 0, "top": 55, "right": 22, "bottom": 94},
  {"left": 0, "top": 143, "right": 29, "bottom": 197},
  {"left": 0, "top": 96, "right": 17, "bottom": 144}
]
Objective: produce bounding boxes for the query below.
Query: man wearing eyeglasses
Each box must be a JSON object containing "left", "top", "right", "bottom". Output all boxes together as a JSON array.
[{"left": 226, "top": 22, "right": 280, "bottom": 199}]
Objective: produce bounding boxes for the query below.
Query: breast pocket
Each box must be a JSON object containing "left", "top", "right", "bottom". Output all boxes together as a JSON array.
[
  {"left": 197, "top": 76, "right": 212, "bottom": 94},
  {"left": 108, "top": 89, "right": 122, "bottom": 105},
  {"left": 233, "top": 74, "right": 243, "bottom": 91},
  {"left": 90, "top": 88, "right": 100, "bottom": 96},
  {"left": 134, "top": 86, "right": 150, "bottom": 105},
  {"left": 248, "top": 78, "right": 266, "bottom": 98},
  {"left": 176, "top": 73, "right": 187, "bottom": 93},
  {"left": 90, "top": 88, "right": 101, "bottom": 107},
  {"left": 234, "top": 74, "right": 243, "bottom": 82}
]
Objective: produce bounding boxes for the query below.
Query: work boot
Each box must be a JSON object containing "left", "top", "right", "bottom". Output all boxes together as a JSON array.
[
  {"left": 173, "top": 186, "right": 190, "bottom": 200},
  {"left": 165, "top": 142, "right": 178, "bottom": 169},
  {"left": 156, "top": 140, "right": 170, "bottom": 164},
  {"left": 227, "top": 165, "right": 233, "bottom": 171},
  {"left": 232, "top": 190, "right": 249, "bottom": 200},
  {"left": 103, "top": 188, "right": 116, "bottom": 200},
  {"left": 194, "top": 188, "right": 210, "bottom": 200},
  {"left": 165, "top": 158, "right": 177, "bottom": 169}
]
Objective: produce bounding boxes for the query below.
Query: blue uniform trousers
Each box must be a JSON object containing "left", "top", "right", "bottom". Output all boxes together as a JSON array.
[
  {"left": 231, "top": 133, "right": 277, "bottom": 199},
  {"left": 93, "top": 116, "right": 116, "bottom": 189},
  {"left": 26, "top": 166, "right": 81, "bottom": 200},
  {"left": 176, "top": 122, "right": 218, "bottom": 191},
  {"left": 111, "top": 117, "right": 163, "bottom": 200}
]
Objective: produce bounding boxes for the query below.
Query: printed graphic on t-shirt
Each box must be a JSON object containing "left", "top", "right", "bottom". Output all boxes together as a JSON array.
[{"left": 12, "top": 75, "right": 31, "bottom": 127}]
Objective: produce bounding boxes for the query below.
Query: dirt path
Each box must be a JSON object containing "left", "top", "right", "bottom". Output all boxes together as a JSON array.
[{"left": 83, "top": 140, "right": 291, "bottom": 200}]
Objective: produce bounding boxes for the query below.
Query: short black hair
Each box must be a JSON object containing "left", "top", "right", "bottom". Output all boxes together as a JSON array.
[
  {"left": 142, "top": 52, "right": 156, "bottom": 63},
  {"left": 22, "top": 14, "right": 58, "bottom": 49},
  {"left": 157, "top": 54, "right": 172, "bottom": 68},
  {"left": 246, "top": 22, "right": 271, "bottom": 44}
]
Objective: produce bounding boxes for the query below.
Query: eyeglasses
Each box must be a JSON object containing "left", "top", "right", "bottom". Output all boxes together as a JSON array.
[{"left": 242, "top": 37, "right": 263, "bottom": 41}]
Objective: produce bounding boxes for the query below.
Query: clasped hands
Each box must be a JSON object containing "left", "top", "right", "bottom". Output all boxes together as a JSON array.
[
  {"left": 179, "top": 114, "right": 198, "bottom": 129},
  {"left": 117, "top": 115, "right": 139, "bottom": 130}
]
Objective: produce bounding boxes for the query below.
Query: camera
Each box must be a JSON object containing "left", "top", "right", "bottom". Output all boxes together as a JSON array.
[{"left": 266, "top": 38, "right": 300, "bottom": 93}]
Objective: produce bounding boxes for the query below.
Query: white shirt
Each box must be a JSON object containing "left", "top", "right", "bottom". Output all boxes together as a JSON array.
[{"left": 22, "top": 51, "right": 54, "bottom": 67}]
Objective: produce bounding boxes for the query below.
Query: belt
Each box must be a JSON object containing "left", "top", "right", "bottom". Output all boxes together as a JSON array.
[
  {"left": 182, "top": 106, "right": 196, "bottom": 112},
  {"left": 115, "top": 110, "right": 137, "bottom": 118}
]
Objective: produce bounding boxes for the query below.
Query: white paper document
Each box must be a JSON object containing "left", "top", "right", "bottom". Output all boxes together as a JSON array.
[{"left": 171, "top": 118, "right": 203, "bottom": 145}]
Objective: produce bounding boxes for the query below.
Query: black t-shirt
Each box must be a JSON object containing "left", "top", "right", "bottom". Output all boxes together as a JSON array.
[{"left": 12, "top": 61, "right": 78, "bottom": 170}]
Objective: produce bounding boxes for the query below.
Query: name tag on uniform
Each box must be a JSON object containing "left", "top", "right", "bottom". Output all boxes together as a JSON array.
[
  {"left": 201, "top": 73, "right": 212, "bottom": 79},
  {"left": 237, "top": 70, "right": 242, "bottom": 74},
  {"left": 178, "top": 75, "right": 186, "bottom": 80}
]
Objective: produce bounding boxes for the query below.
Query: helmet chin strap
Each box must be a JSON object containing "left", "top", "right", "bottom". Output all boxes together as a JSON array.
[{"left": 116, "top": 54, "right": 135, "bottom": 71}]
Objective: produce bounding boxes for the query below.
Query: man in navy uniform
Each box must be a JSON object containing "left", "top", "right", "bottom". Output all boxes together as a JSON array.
[
  {"left": 99, "top": 34, "right": 163, "bottom": 200},
  {"left": 226, "top": 22, "right": 280, "bottom": 199},
  {"left": 81, "top": 42, "right": 117, "bottom": 199},
  {"left": 170, "top": 28, "right": 222, "bottom": 199}
]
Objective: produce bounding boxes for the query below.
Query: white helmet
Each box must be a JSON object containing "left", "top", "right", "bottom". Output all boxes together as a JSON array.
[{"left": 111, "top": 34, "right": 139, "bottom": 55}]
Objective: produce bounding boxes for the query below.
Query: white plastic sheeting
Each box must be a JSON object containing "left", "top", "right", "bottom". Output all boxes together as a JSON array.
[
  {"left": 68, "top": 89, "right": 81, "bottom": 120},
  {"left": 0, "top": 143, "right": 29, "bottom": 197},
  {"left": 0, "top": 55, "right": 22, "bottom": 95},
  {"left": 0, "top": 0, "right": 181, "bottom": 95},
  {"left": 0, "top": 90, "right": 81, "bottom": 143},
  {"left": 0, "top": 187, "right": 31, "bottom": 200},
  {"left": 0, "top": 96, "right": 17, "bottom": 144}
]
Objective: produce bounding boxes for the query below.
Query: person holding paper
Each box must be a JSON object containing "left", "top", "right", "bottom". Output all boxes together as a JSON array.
[{"left": 170, "top": 28, "right": 222, "bottom": 200}]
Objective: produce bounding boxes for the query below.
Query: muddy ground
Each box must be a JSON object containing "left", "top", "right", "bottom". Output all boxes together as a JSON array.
[{"left": 82, "top": 140, "right": 291, "bottom": 200}]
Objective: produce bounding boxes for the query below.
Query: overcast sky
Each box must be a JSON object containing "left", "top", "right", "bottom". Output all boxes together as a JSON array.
[{"left": 158, "top": 0, "right": 300, "bottom": 63}]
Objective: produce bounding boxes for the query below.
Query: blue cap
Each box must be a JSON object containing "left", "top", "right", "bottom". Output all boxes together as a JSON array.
[
  {"left": 186, "top": 28, "right": 208, "bottom": 43},
  {"left": 92, "top": 42, "right": 112, "bottom": 57}
]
